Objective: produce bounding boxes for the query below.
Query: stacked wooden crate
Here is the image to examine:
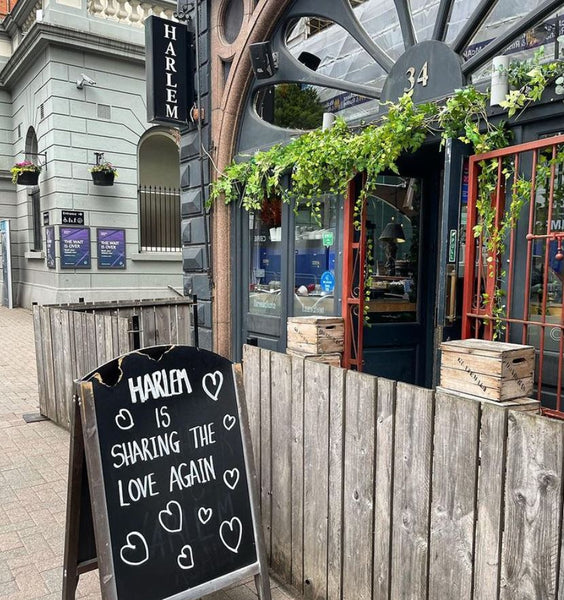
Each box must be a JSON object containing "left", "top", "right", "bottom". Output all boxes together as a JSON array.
[
  {"left": 287, "top": 316, "right": 344, "bottom": 367},
  {"left": 439, "top": 338, "right": 539, "bottom": 412}
]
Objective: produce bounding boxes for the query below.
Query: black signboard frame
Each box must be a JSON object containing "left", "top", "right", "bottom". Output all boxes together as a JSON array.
[{"left": 63, "top": 346, "right": 270, "bottom": 600}]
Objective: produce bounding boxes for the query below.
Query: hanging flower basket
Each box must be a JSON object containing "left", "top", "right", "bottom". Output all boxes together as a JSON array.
[
  {"left": 91, "top": 170, "right": 115, "bottom": 186},
  {"left": 90, "top": 161, "right": 117, "bottom": 186},
  {"left": 11, "top": 161, "right": 41, "bottom": 186}
]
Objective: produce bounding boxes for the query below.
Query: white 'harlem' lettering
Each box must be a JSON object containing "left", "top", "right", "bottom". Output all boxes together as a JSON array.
[
  {"left": 163, "top": 23, "right": 179, "bottom": 120},
  {"left": 127, "top": 368, "right": 192, "bottom": 403}
]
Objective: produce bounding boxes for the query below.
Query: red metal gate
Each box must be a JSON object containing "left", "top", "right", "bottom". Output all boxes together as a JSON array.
[{"left": 463, "top": 135, "right": 564, "bottom": 417}]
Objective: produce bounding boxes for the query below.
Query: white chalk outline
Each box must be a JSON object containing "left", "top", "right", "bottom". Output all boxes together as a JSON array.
[
  {"left": 202, "top": 371, "right": 223, "bottom": 401},
  {"left": 219, "top": 517, "right": 242, "bottom": 554},
  {"left": 197, "top": 506, "right": 213, "bottom": 525},
  {"left": 223, "top": 414, "right": 236, "bottom": 431},
  {"left": 177, "top": 544, "right": 195, "bottom": 570},
  {"left": 115, "top": 408, "right": 134, "bottom": 431},
  {"left": 158, "top": 500, "right": 183, "bottom": 533},
  {"left": 223, "top": 468, "right": 240, "bottom": 490},
  {"left": 120, "top": 531, "right": 149, "bottom": 566}
]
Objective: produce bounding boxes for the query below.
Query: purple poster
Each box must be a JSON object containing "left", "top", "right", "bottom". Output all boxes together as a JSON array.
[
  {"left": 60, "top": 227, "right": 91, "bottom": 269},
  {"left": 97, "top": 228, "right": 126, "bottom": 269}
]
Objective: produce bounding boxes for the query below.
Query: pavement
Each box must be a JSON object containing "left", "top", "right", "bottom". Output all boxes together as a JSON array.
[{"left": 0, "top": 307, "right": 294, "bottom": 600}]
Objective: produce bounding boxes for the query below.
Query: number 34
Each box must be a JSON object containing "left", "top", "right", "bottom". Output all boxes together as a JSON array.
[{"left": 405, "top": 61, "right": 429, "bottom": 92}]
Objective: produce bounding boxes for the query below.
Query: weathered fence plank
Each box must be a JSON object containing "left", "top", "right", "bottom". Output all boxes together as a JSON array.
[
  {"left": 373, "top": 378, "right": 396, "bottom": 600},
  {"left": 429, "top": 391, "right": 480, "bottom": 600},
  {"left": 303, "top": 360, "right": 331, "bottom": 600},
  {"left": 474, "top": 403, "right": 508, "bottom": 599},
  {"left": 32, "top": 306, "right": 46, "bottom": 416},
  {"left": 140, "top": 305, "right": 157, "bottom": 346},
  {"left": 59, "top": 308, "right": 74, "bottom": 428},
  {"left": 342, "top": 371, "right": 376, "bottom": 600},
  {"left": 391, "top": 383, "right": 434, "bottom": 600},
  {"left": 50, "top": 308, "right": 65, "bottom": 425},
  {"left": 291, "top": 354, "right": 305, "bottom": 593},
  {"left": 270, "top": 351, "right": 293, "bottom": 581},
  {"left": 260, "top": 348, "right": 272, "bottom": 559},
  {"left": 500, "top": 411, "right": 563, "bottom": 599},
  {"left": 243, "top": 345, "right": 262, "bottom": 479},
  {"left": 327, "top": 366, "right": 345, "bottom": 600}
]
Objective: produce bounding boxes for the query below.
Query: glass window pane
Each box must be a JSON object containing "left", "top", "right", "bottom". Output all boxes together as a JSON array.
[
  {"left": 248, "top": 198, "right": 282, "bottom": 317},
  {"left": 294, "top": 195, "right": 338, "bottom": 316},
  {"left": 366, "top": 178, "right": 421, "bottom": 323}
]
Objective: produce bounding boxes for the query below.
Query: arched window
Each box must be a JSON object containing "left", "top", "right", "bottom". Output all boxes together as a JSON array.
[
  {"left": 138, "top": 129, "right": 181, "bottom": 252},
  {"left": 25, "top": 127, "right": 41, "bottom": 251}
]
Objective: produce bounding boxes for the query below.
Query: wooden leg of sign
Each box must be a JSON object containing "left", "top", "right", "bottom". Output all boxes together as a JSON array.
[{"left": 62, "top": 396, "right": 83, "bottom": 600}]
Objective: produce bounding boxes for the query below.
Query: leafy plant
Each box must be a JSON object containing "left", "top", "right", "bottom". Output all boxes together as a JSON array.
[
  {"left": 11, "top": 160, "right": 41, "bottom": 184},
  {"left": 90, "top": 161, "right": 118, "bottom": 175}
]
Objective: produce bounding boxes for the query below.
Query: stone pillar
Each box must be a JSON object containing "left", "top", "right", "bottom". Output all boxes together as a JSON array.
[{"left": 180, "top": 0, "right": 212, "bottom": 350}]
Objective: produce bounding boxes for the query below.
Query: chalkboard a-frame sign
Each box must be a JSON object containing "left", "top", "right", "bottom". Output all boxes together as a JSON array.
[{"left": 62, "top": 345, "right": 271, "bottom": 600}]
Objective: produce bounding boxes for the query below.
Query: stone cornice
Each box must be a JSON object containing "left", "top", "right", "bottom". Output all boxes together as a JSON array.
[{"left": 0, "top": 21, "right": 145, "bottom": 88}]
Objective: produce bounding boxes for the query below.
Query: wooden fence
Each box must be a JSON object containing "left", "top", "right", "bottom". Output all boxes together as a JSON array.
[
  {"left": 242, "top": 345, "right": 564, "bottom": 600},
  {"left": 33, "top": 299, "right": 194, "bottom": 429}
]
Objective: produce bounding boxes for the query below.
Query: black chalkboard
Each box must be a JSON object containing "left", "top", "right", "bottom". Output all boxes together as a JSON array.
[{"left": 69, "top": 346, "right": 269, "bottom": 600}]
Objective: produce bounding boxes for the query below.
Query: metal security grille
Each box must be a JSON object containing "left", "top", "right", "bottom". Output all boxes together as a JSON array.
[
  {"left": 138, "top": 186, "right": 181, "bottom": 252},
  {"left": 463, "top": 135, "right": 564, "bottom": 417}
]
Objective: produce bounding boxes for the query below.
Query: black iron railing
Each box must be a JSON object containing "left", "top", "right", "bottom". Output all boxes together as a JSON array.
[{"left": 138, "top": 185, "right": 181, "bottom": 252}]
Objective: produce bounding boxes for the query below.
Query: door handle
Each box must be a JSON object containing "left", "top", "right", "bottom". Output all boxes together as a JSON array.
[{"left": 446, "top": 266, "right": 457, "bottom": 324}]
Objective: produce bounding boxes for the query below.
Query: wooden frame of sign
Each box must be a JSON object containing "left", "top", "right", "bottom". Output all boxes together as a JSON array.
[{"left": 62, "top": 346, "right": 271, "bottom": 600}]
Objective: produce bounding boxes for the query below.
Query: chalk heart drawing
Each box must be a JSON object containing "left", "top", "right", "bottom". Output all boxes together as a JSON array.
[
  {"left": 120, "top": 532, "right": 149, "bottom": 566},
  {"left": 220, "top": 517, "right": 242, "bottom": 554},
  {"left": 223, "top": 414, "right": 236, "bottom": 431},
  {"left": 158, "top": 500, "right": 183, "bottom": 533},
  {"left": 223, "top": 468, "right": 240, "bottom": 491},
  {"left": 177, "top": 545, "right": 195, "bottom": 570},
  {"left": 115, "top": 408, "right": 134, "bottom": 431},
  {"left": 202, "top": 371, "right": 223, "bottom": 402},
  {"left": 198, "top": 506, "right": 213, "bottom": 525}
]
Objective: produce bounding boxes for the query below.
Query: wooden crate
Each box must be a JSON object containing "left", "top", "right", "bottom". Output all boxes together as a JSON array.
[
  {"left": 287, "top": 348, "right": 342, "bottom": 367},
  {"left": 440, "top": 338, "right": 534, "bottom": 402},
  {"left": 287, "top": 316, "right": 344, "bottom": 354}
]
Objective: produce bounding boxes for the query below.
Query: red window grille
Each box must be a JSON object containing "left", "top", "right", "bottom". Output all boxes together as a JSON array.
[{"left": 463, "top": 135, "right": 564, "bottom": 417}]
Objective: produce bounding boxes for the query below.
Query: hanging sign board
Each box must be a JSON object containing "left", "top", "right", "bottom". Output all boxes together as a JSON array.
[
  {"left": 145, "top": 16, "right": 194, "bottom": 125},
  {"left": 63, "top": 346, "right": 269, "bottom": 600}
]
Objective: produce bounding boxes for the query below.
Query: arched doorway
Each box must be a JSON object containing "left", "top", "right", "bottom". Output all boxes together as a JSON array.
[{"left": 138, "top": 128, "right": 181, "bottom": 252}]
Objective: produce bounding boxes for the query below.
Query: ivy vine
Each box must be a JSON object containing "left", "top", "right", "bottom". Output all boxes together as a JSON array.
[{"left": 210, "top": 54, "right": 564, "bottom": 331}]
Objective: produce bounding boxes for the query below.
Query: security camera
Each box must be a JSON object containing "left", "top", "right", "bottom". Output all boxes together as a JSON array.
[{"left": 76, "top": 73, "right": 96, "bottom": 89}]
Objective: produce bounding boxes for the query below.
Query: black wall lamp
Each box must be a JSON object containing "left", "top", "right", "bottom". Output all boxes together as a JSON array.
[
  {"left": 249, "top": 41, "right": 279, "bottom": 79},
  {"left": 379, "top": 220, "right": 406, "bottom": 276}
]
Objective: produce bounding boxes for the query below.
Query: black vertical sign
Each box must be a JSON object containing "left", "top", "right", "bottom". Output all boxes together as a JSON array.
[
  {"left": 76, "top": 346, "right": 264, "bottom": 600},
  {"left": 145, "top": 16, "right": 193, "bottom": 125}
]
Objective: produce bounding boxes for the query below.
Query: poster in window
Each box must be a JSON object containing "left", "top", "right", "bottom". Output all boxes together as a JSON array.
[
  {"left": 60, "top": 227, "right": 91, "bottom": 269},
  {"left": 97, "top": 228, "right": 126, "bottom": 269},
  {"left": 45, "top": 226, "right": 55, "bottom": 269}
]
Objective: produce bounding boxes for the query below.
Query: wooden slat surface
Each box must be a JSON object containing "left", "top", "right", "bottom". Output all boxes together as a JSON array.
[
  {"left": 303, "top": 360, "right": 330, "bottom": 600},
  {"left": 501, "top": 411, "right": 563, "bottom": 599},
  {"left": 32, "top": 306, "right": 47, "bottom": 416},
  {"left": 373, "top": 378, "right": 396, "bottom": 600},
  {"left": 429, "top": 391, "right": 480, "bottom": 600},
  {"left": 391, "top": 383, "right": 434, "bottom": 600},
  {"left": 290, "top": 354, "right": 305, "bottom": 593},
  {"left": 259, "top": 349, "right": 272, "bottom": 559},
  {"left": 327, "top": 366, "right": 345, "bottom": 600},
  {"left": 474, "top": 403, "right": 508, "bottom": 599},
  {"left": 342, "top": 371, "right": 376, "bottom": 600},
  {"left": 270, "top": 351, "right": 292, "bottom": 580}
]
